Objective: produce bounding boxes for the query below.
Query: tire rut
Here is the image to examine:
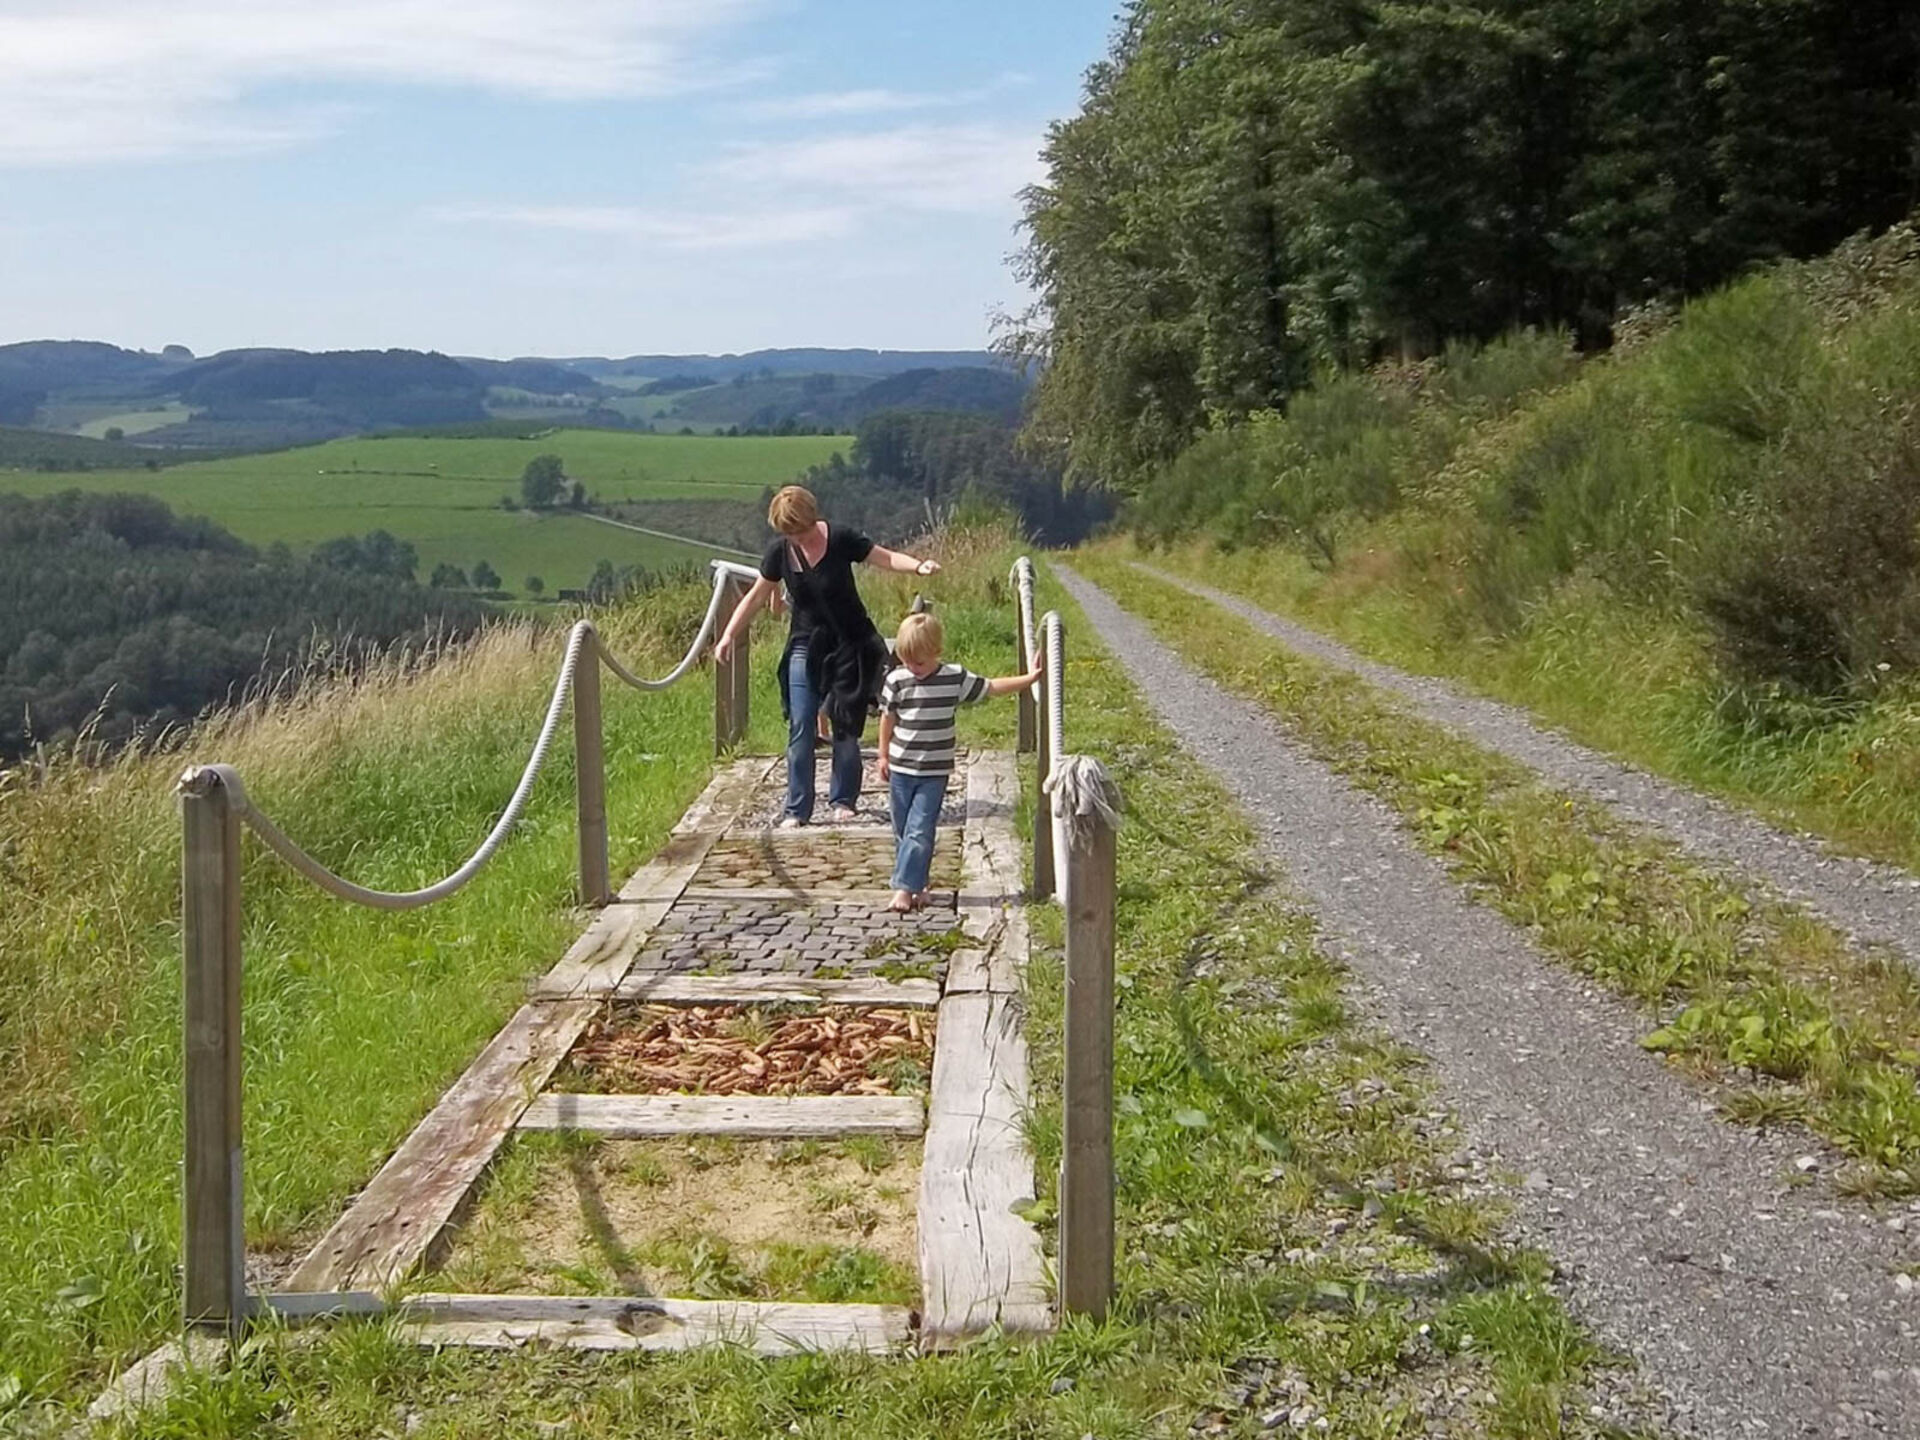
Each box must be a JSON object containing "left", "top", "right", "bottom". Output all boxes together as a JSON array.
[{"left": 1131, "top": 561, "right": 1920, "bottom": 972}]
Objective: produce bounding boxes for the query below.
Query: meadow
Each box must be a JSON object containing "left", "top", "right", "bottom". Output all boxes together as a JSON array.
[
  {"left": 3, "top": 533, "right": 1618, "bottom": 1436},
  {"left": 0, "top": 429, "right": 847, "bottom": 593}
]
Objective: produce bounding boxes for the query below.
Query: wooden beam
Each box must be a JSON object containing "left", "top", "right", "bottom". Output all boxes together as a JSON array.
[
  {"left": 1059, "top": 796, "right": 1117, "bottom": 1319},
  {"left": 179, "top": 768, "right": 245, "bottom": 1331},
  {"left": 677, "top": 885, "right": 956, "bottom": 907},
  {"left": 400, "top": 1295, "right": 911, "bottom": 1355},
  {"left": 715, "top": 576, "right": 750, "bottom": 754},
  {"left": 917, "top": 990, "right": 1051, "bottom": 1343},
  {"left": 517, "top": 1092, "right": 924, "bottom": 1138},
  {"left": 574, "top": 630, "right": 611, "bottom": 907},
  {"left": 948, "top": 753, "right": 1027, "bottom": 996},
  {"left": 610, "top": 972, "right": 941, "bottom": 1008},
  {"left": 285, "top": 759, "right": 764, "bottom": 1294}
]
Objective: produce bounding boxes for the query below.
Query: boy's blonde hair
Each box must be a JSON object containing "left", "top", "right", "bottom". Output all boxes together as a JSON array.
[
  {"left": 894, "top": 612, "right": 944, "bottom": 666},
  {"left": 768, "top": 485, "right": 820, "bottom": 535}
]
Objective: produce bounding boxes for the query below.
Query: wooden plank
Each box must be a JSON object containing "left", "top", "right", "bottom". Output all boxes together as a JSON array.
[
  {"left": 286, "top": 760, "right": 771, "bottom": 1294},
  {"left": 917, "top": 990, "right": 1051, "bottom": 1342},
  {"left": 948, "top": 753, "right": 1028, "bottom": 996},
  {"left": 518, "top": 1092, "right": 924, "bottom": 1138},
  {"left": 612, "top": 972, "right": 941, "bottom": 1008},
  {"left": 532, "top": 900, "right": 672, "bottom": 1000},
  {"left": 401, "top": 1295, "right": 911, "bottom": 1355},
  {"left": 678, "top": 886, "right": 957, "bottom": 907}
]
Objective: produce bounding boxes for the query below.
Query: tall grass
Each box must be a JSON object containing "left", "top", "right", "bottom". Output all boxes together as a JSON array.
[{"left": 0, "top": 583, "right": 778, "bottom": 1407}]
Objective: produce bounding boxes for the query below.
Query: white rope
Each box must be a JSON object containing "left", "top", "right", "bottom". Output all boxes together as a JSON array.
[
  {"left": 1043, "top": 612, "right": 1066, "bottom": 773},
  {"left": 1011, "top": 557, "right": 1038, "bottom": 668},
  {"left": 1041, "top": 608, "right": 1069, "bottom": 907},
  {"left": 595, "top": 566, "right": 731, "bottom": 692},
  {"left": 178, "top": 563, "right": 742, "bottom": 910}
]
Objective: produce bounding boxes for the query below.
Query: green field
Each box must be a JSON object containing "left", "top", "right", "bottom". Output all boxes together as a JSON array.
[{"left": 0, "top": 429, "right": 846, "bottom": 592}]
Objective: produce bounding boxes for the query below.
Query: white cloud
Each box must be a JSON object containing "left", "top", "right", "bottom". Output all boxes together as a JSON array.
[
  {"left": 742, "top": 73, "right": 1033, "bottom": 121},
  {"left": 0, "top": 0, "right": 768, "bottom": 165},
  {"left": 426, "top": 202, "right": 858, "bottom": 250},
  {"left": 716, "top": 124, "right": 1044, "bottom": 214}
]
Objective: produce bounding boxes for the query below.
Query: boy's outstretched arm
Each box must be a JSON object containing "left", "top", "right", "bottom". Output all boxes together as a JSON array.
[{"left": 984, "top": 664, "right": 1043, "bottom": 697}]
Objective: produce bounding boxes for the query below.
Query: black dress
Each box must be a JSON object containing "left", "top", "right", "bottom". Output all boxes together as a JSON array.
[{"left": 760, "top": 525, "right": 889, "bottom": 740}]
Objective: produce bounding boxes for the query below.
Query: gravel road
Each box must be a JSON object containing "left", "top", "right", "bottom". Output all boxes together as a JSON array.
[
  {"left": 1133, "top": 562, "right": 1920, "bottom": 968},
  {"left": 1061, "top": 563, "right": 1920, "bottom": 1439}
]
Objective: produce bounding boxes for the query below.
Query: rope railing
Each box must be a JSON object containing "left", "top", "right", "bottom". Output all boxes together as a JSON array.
[
  {"left": 179, "top": 556, "right": 760, "bottom": 1330},
  {"left": 176, "top": 560, "right": 751, "bottom": 912}
]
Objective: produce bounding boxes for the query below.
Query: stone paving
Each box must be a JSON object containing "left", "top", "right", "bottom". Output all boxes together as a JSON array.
[
  {"left": 630, "top": 897, "right": 963, "bottom": 981},
  {"left": 634, "top": 756, "right": 971, "bottom": 985}
]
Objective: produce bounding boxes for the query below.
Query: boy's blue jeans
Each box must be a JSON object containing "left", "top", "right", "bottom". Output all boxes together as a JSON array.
[
  {"left": 889, "top": 770, "right": 948, "bottom": 893},
  {"left": 785, "top": 641, "right": 862, "bottom": 821}
]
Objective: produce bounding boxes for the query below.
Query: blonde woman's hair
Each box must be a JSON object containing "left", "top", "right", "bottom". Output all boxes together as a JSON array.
[
  {"left": 768, "top": 485, "right": 820, "bottom": 535},
  {"left": 894, "top": 611, "right": 944, "bottom": 666}
]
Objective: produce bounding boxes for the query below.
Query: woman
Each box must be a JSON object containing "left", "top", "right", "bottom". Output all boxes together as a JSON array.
[{"left": 713, "top": 485, "right": 940, "bottom": 826}]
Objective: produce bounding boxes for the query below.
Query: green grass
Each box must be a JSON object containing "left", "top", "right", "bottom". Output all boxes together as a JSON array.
[
  {"left": 61, "top": 544, "right": 1647, "bottom": 1438},
  {"left": 0, "top": 429, "right": 848, "bottom": 593},
  {"left": 0, "top": 582, "right": 792, "bottom": 1412},
  {"left": 1132, "top": 531, "right": 1920, "bottom": 877},
  {"left": 1079, "top": 552, "right": 1920, "bottom": 1194},
  {"left": 1121, "top": 234, "right": 1920, "bottom": 876}
]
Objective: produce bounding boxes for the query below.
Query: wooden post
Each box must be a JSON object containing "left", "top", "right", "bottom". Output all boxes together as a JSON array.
[
  {"left": 573, "top": 627, "right": 610, "bottom": 907},
  {"left": 1032, "top": 701, "right": 1054, "bottom": 898},
  {"left": 1059, "top": 761, "right": 1118, "bottom": 1319},
  {"left": 715, "top": 576, "right": 749, "bottom": 755},
  {"left": 180, "top": 767, "right": 246, "bottom": 1331},
  {"left": 730, "top": 591, "right": 751, "bottom": 747},
  {"left": 1015, "top": 623, "right": 1036, "bottom": 755}
]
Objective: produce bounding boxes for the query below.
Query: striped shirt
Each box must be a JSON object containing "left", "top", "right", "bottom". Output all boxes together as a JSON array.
[{"left": 880, "top": 662, "right": 988, "bottom": 776}]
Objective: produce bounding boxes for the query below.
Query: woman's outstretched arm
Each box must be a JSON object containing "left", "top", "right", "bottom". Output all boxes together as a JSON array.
[
  {"left": 713, "top": 575, "right": 777, "bottom": 663},
  {"left": 866, "top": 545, "right": 941, "bottom": 577}
]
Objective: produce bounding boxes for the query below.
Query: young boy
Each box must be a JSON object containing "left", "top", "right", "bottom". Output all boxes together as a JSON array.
[{"left": 877, "top": 612, "right": 1041, "bottom": 913}]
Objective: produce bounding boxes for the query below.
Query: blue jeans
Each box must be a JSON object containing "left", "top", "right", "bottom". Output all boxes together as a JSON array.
[
  {"left": 890, "top": 771, "right": 948, "bottom": 893},
  {"left": 786, "top": 642, "right": 862, "bottom": 822}
]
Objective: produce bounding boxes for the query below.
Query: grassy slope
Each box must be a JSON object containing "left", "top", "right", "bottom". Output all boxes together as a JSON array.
[
  {"left": 13, "top": 545, "right": 1643, "bottom": 1439},
  {"left": 1125, "top": 256, "right": 1920, "bottom": 874},
  {"left": 0, "top": 431, "right": 847, "bottom": 593},
  {"left": 0, "top": 587, "right": 788, "bottom": 1407}
]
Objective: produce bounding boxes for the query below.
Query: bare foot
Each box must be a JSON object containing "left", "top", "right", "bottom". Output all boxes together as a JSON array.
[
  {"left": 911, "top": 889, "right": 931, "bottom": 910},
  {"left": 827, "top": 804, "right": 858, "bottom": 824},
  {"left": 888, "top": 889, "right": 914, "bottom": 914}
]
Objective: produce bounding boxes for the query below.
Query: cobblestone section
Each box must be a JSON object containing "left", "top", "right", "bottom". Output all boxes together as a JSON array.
[
  {"left": 629, "top": 898, "right": 962, "bottom": 981},
  {"left": 612, "top": 758, "right": 974, "bottom": 987},
  {"left": 695, "top": 832, "right": 962, "bottom": 893}
]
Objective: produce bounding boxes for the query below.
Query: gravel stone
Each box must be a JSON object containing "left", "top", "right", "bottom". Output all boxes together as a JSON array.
[
  {"left": 1062, "top": 563, "right": 1920, "bottom": 1438},
  {"left": 1135, "top": 562, "right": 1920, "bottom": 971}
]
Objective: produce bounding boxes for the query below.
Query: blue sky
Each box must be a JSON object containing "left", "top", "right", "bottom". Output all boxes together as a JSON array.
[{"left": 0, "top": 1, "right": 1117, "bottom": 357}]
